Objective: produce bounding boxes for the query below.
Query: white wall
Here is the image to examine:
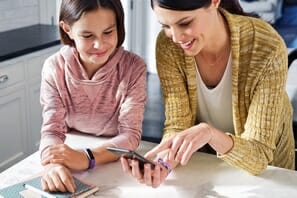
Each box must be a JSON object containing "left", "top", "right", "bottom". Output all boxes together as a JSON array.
[
  {"left": 121, "top": 0, "right": 131, "bottom": 52},
  {"left": 144, "top": 3, "right": 161, "bottom": 73},
  {"left": 39, "top": 0, "right": 58, "bottom": 25},
  {"left": 127, "top": 0, "right": 161, "bottom": 73},
  {"left": 0, "top": 0, "right": 40, "bottom": 31}
]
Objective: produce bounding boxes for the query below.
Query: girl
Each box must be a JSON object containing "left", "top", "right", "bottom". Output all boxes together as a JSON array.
[{"left": 39, "top": 0, "right": 146, "bottom": 192}]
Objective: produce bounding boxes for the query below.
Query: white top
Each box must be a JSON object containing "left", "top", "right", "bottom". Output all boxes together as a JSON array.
[{"left": 196, "top": 53, "right": 234, "bottom": 133}]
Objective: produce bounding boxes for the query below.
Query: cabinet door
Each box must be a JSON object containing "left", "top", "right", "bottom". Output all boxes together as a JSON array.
[
  {"left": 0, "top": 89, "right": 27, "bottom": 172},
  {"left": 26, "top": 46, "right": 60, "bottom": 153},
  {"left": 26, "top": 52, "right": 44, "bottom": 153},
  {"left": 27, "top": 81, "right": 42, "bottom": 152}
]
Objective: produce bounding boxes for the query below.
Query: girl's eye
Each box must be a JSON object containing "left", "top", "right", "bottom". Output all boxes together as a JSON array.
[
  {"left": 82, "top": 34, "right": 92, "bottom": 38},
  {"left": 104, "top": 30, "right": 113, "bottom": 35}
]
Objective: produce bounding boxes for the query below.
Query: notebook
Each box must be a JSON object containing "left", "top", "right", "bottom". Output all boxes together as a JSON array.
[{"left": 0, "top": 176, "right": 99, "bottom": 198}]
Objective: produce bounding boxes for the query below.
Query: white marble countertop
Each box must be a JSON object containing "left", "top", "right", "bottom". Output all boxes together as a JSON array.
[{"left": 1, "top": 132, "right": 297, "bottom": 198}]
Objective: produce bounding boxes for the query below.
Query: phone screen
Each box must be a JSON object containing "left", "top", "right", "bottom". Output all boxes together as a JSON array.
[{"left": 106, "top": 147, "right": 155, "bottom": 170}]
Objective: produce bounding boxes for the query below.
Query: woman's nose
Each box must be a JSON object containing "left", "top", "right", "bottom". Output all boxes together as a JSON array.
[{"left": 171, "top": 28, "right": 184, "bottom": 43}]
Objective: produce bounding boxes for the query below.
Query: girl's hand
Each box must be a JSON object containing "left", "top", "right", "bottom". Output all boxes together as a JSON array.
[
  {"left": 41, "top": 144, "right": 89, "bottom": 170},
  {"left": 41, "top": 163, "right": 75, "bottom": 193},
  {"left": 120, "top": 157, "right": 174, "bottom": 188}
]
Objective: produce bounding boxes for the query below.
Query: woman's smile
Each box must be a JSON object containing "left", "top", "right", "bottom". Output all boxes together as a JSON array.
[{"left": 179, "top": 39, "right": 195, "bottom": 50}]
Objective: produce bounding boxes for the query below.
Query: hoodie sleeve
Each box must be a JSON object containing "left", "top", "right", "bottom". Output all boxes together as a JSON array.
[
  {"left": 39, "top": 55, "right": 67, "bottom": 156},
  {"left": 106, "top": 53, "right": 147, "bottom": 150}
]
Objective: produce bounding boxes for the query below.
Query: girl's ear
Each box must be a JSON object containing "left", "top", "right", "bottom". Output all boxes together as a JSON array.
[
  {"left": 212, "top": 0, "right": 221, "bottom": 8},
  {"left": 60, "top": 21, "right": 73, "bottom": 39}
]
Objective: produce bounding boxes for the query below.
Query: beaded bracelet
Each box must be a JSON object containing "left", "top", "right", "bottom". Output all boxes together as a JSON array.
[
  {"left": 84, "top": 148, "right": 96, "bottom": 169},
  {"left": 157, "top": 158, "right": 172, "bottom": 173}
]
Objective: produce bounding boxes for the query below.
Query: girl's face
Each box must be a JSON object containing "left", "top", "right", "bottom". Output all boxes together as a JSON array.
[
  {"left": 62, "top": 8, "right": 118, "bottom": 69},
  {"left": 154, "top": 4, "right": 218, "bottom": 56}
]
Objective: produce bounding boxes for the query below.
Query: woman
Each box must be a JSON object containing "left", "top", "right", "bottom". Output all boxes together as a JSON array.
[
  {"left": 39, "top": 0, "right": 146, "bottom": 192},
  {"left": 121, "top": 0, "right": 295, "bottom": 188}
]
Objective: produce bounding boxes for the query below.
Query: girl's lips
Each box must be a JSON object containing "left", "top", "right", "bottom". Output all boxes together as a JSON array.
[{"left": 90, "top": 50, "right": 108, "bottom": 57}]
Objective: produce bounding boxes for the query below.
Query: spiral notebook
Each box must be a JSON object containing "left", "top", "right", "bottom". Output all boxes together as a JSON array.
[{"left": 0, "top": 176, "right": 99, "bottom": 198}]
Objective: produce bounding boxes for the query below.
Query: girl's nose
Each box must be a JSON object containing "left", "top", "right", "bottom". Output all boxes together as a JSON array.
[{"left": 93, "top": 39, "right": 101, "bottom": 48}]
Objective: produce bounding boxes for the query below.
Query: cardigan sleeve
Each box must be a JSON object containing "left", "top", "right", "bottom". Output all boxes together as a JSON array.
[
  {"left": 156, "top": 31, "right": 194, "bottom": 140},
  {"left": 219, "top": 38, "right": 290, "bottom": 175}
]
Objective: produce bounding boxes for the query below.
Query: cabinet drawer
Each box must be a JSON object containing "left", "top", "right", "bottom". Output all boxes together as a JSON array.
[{"left": 0, "top": 60, "right": 25, "bottom": 89}]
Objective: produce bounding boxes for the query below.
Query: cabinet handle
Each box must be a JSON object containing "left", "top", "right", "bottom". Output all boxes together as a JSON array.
[{"left": 0, "top": 75, "right": 8, "bottom": 83}]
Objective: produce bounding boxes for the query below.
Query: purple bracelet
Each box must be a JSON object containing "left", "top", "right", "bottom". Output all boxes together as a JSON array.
[
  {"left": 157, "top": 158, "right": 171, "bottom": 173},
  {"left": 84, "top": 148, "right": 96, "bottom": 169}
]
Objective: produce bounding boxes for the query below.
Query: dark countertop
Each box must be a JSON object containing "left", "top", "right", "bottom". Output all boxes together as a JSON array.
[{"left": 0, "top": 24, "right": 60, "bottom": 62}]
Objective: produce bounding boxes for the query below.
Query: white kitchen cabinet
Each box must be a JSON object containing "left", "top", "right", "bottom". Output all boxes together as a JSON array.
[
  {"left": 0, "top": 58, "right": 27, "bottom": 172},
  {"left": 25, "top": 48, "right": 58, "bottom": 153},
  {"left": 0, "top": 45, "right": 60, "bottom": 172},
  {"left": 27, "top": 81, "right": 43, "bottom": 152},
  {"left": 0, "top": 88, "right": 27, "bottom": 172}
]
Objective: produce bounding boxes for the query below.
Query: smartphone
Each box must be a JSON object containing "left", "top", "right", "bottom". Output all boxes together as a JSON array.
[{"left": 106, "top": 147, "right": 155, "bottom": 170}]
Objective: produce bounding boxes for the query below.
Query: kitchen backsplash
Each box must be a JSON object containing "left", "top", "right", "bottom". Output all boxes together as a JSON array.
[{"left": 0, "top": 0, "right": 39, "bottom": 32}]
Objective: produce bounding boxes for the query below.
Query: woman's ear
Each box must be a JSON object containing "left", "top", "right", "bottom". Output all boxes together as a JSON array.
[{"left": 60, "top": 21, "right": 73, "bottom": 39}]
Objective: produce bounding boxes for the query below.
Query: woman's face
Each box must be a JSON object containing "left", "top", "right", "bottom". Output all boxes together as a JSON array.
[
  {"left": 62, "top": 8, "right": 118, "bottom": 69},
  {"left": 153, "top": 4, "right": 218, "bottom": 56}
]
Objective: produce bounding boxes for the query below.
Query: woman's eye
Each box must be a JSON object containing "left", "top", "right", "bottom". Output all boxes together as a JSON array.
[
  {"left": 161, "top": 25, "right": 170, "bottom": 29},
  {"left": 179, "top": 21, "right": 191, "bottom": 27}
]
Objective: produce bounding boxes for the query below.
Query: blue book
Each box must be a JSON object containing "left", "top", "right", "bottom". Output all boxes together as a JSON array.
[{"left": 0, "top": 176, "right": 99, "bottom": 198}]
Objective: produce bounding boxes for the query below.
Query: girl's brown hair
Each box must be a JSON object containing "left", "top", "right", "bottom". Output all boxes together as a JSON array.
[{"left": 59, "top": 0, "right": 125, "bottom": 47}]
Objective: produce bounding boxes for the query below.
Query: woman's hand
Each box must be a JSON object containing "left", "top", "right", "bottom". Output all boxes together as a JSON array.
[
  {"left": 146, "top": 123, "right": 213, "bottom": 165},
  {"left": 41, "top": 163, "right": 75, "bottom": 193},
  {"left": 41, "top": 144, "right": 89, "bottom": 171}
]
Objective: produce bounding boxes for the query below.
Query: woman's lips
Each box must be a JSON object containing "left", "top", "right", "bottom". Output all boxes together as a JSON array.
[{"left": 179, "top": 39, "right": 195, "bottom": 50}]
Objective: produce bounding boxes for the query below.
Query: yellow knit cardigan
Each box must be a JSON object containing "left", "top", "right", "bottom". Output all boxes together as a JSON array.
[{"left": 155, "top": 9, "right": 295, "bottom": 174}]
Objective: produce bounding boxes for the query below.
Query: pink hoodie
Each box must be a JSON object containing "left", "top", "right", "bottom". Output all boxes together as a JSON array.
[{"left": 39, "top": 46, "right": 146, "bottom": 154}]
